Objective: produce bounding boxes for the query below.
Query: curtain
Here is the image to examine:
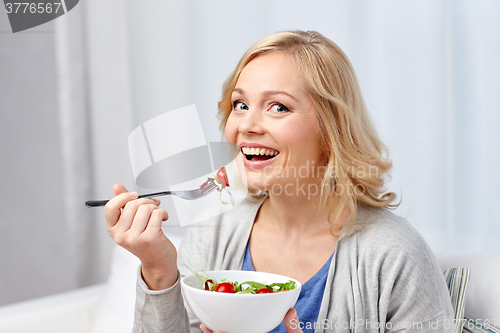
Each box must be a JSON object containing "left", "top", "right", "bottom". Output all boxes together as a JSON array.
[
  {"left": 115, "top": 0, "right": 500, "bottom": 253},
  {"left": 1, "top": 0, "right": 498, "bottom": 306}
]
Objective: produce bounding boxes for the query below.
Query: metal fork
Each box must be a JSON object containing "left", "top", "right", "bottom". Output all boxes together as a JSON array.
[{"left": 85, "top": 182, "right": 219, "bottom": 208}]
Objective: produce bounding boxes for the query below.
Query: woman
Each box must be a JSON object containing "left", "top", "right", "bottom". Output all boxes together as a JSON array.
[{"left": 105, "top": 31, "right": 454, "bottom": 332}]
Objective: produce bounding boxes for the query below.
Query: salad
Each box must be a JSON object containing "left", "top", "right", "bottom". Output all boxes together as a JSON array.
[
  {"left": 199, "top": 167, "right": 231, "bottom": 204},
  {"left": 195, "top": 271, "right": 296, "bottom": 294}
]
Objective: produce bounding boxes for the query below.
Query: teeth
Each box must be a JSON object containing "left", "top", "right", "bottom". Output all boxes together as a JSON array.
[{"left": 241, "top": 147, "right": 279, "bottom": 156}]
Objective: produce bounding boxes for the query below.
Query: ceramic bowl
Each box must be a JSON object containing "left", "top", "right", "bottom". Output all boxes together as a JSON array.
[{"left": 181, "top": 270, "right": 301, "bottom": 333}]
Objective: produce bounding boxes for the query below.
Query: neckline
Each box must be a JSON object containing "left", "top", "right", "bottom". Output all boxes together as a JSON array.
[{"left": 243, "top": 242, "right": 334, "bottom": 293}]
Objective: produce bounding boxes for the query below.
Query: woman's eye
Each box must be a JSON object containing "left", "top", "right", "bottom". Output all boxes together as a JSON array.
[
  {"left": 233, "top": 101, "right": 249, "bottom": 111},
  {"left": 270, "top": 103, "right": 289, "bottom": 113}
]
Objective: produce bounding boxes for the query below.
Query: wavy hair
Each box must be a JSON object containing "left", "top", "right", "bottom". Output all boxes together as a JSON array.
[{"left": 217, "top": 30, "right": 399, "bottom": 238}]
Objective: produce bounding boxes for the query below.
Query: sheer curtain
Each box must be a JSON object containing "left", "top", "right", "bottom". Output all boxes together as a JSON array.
[
  {"left": 107, "top": 0, "right": 498, "bottom": 254},
  {"left": 4, "top": 0, "right": 496, "bottom": 306},
  {"left": 2, "top": 0, "right": 498, "bottom": 307}
]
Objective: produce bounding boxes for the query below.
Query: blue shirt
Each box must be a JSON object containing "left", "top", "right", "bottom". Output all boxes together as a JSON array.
[{"left": 242, "top": 242, "right": 333, "bottom": 333}]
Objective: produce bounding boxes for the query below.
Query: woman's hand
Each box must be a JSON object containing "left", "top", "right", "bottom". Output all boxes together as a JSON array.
[
  {"left": 105, "top": 183, "right": 178, "bottom": 290},
  {"left": 283, "top": 308, "right": 304, "bottom": 332},
  {"left": 199, "top": 308, "right": 303, "bottom": 333}
]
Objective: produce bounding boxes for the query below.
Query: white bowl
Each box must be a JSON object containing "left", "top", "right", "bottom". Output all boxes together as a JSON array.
[{"left": 181, "top": 270, "right": 301, "bottom": 333}]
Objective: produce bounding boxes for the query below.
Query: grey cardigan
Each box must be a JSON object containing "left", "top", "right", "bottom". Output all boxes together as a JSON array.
[{"left": 133, "top": 199, "right": 455, "bottom": 332}]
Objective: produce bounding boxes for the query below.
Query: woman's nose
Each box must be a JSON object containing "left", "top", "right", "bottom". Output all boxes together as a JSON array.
[{"left": 238, "top": 109, "right": 265, "bottom": 135}]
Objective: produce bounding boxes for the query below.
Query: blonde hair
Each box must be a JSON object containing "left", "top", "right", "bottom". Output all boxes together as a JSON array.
[{"left": 217, "top": 30, "right": 398, "bottom": 238}]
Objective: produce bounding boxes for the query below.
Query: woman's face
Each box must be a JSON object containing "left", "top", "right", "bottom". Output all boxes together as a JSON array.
[{"left": 225, "top": 51, "right": 326, "bottom": 194}]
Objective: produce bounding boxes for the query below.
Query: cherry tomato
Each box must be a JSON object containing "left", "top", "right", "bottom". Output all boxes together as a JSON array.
[
  {"left": 255, "top": 288, "right": 273, "bottom": 294},
  {"left": 216, "top": 167, "right": 229, "bottom": 187},
  {"left": 214, "top": 282, "right": 236, "bottom": 293}
]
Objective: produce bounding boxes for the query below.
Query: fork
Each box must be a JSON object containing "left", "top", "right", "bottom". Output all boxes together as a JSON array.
[{"left": 85, "top": 182, "right": 219, "bottom": 208}]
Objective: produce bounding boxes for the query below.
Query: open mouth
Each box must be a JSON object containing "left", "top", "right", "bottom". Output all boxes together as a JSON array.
[{"left": 241, "top": 147, "right": 280, "bottom": 162}]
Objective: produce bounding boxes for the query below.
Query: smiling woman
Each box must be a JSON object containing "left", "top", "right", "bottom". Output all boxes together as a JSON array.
[
  {"left": 219, "top": 31, "right": 398, "bottom": 238},
  {"left": 106, "top": 30, "right": 455, "bottom": 333},
  {"left": 225, "top": 52, "right": 325, "bottom": 200}
]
